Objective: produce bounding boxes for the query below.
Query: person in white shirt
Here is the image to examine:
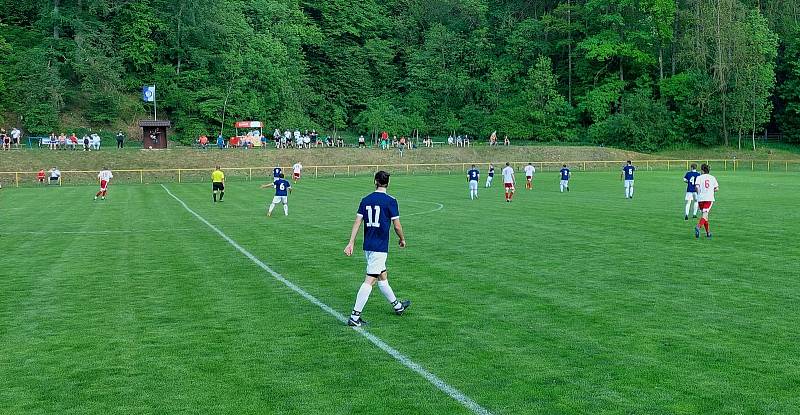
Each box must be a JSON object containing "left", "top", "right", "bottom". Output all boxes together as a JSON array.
[
  {"left": 502, "top": 162, "right": 515, "bottom": 202},
  {"left": 694, "top": 163, "right": 719, "bottom": 239},
  {"left": 524, "top": 163, "right": 536, "bottom": 190},
  {"left": 49, "top": 167, "right": 61, "bottom": 185},
  {"left": 294, "top": 129, "right": 302, "bottom": 148},
  {"left": 95, "top": 168, "right": 113, "bottom": 200},
  {"left": 91, "top": 133, "right": 101, "bottom": 150},
  {"left": 292, "top": 162, "right": 303, "bottom": 183}
]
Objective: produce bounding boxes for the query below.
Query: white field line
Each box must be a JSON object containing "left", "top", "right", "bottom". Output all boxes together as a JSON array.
[{"left": 160, "top": 185, "right": 492, "bottom": 415}]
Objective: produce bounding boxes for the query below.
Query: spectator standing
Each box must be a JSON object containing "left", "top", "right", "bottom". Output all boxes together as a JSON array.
[
  {"left": 358, "top": 135, "right": 366, "bottom": 148},
  {"left": 217, "top": 133, "right": 225, "bottom": 149},
  {"left": 10, "top": 127, "right": 21, "bottom": 149},
  {"left": 116, "top": 131, "right": 125, "bottom": 149},
  {"left": 49, "top": 133, "right": 57, "bottom": 150}
]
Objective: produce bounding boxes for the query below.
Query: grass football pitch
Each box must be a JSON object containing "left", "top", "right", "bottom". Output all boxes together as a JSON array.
[{"left": 1, "top": 171, "right": 799, "bottom": 414}]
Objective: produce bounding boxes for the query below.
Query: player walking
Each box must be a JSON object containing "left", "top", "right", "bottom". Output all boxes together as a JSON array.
[
  {"left": 94, "top": 168, "right": 113, "bottom": 200},
  {"left": 683, "top": 163, "right": 701, "bottom": 220},
  {"left": 467, "top": 164, "right": 479, "bottom": 200},
  {"left": 485, "top": 164, "right": 495, "bottom": 188},
  {"left": 261, "top": 173, "right": 292, "bottom": 216},
  {"left": 502, "top": 162, "right": 515, "bottom": 202},
  {"left": 524, "top": 163, "right": 536, "bottom": 190},
  {"left": 694, "top": 164, "right": 719, "bottom": 239},
  {"left": 292, "top": 162, "right": 303, "bottom": 183},
  {"left": 212, "top": 166, "right": 225, "bottom": 202},
  {"left": 344, "top": 171, "right": 410, "bottom": 327},
  {"left": 559, "top": 165, "right": 571, "bottom": 192},
  {"left": 621, "top": 160, "right": 636, "bottom": 199}
]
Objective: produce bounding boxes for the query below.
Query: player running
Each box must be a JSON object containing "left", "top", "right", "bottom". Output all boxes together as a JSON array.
[
  {"left": 344, "top": 171, "right": 410, "bottom": 327},
  {"left": 467, "top": 164, "right": 479, "bottom": 200},
  {"left": 292, "top": 162, "right": 303, "bottom": 183},
  {"left": 502, "top": 162, "right": 515, "bottom": 202},
  {"left": 212, "top": 166, "right": 225, "bottom": 202},
  {"left": 694, "top": 164, "right": 719, "bottom": 239},
  {"left": 621, "top": 160, "right": 636, "bottom": 199},
  {"left": 683, "top": 163, "right": 701, "bottom": 220},
  {"left": 272, "top": 166, "right": 282, "bottom": 183},
  {"left": 485, "top": 164, "right": 495, "bottom": 188},
  {"left": 261, "top": 173, "right": 292, "bottom": 216},
  {"left": 524, "top": 163, "right": 536, "bottom": 190},
  {"left": 94, "top": 168, "right": 113, "bottom": 200},
  {"left": 559, "top": 165, "right": 571, "bottom": 192}
]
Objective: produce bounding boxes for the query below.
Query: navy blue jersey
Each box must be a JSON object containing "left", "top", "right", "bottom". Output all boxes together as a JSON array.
[
  {"left": 684, "top": 171, "right": 701, "bottom": 193},
  {"left": 560, "top": 168, "right": 570, "bottom": 180},
  {"left": 467, "top": 169, "right": 479, "bottom": 181},
  {"left": 274, "top": 179, "right": 291, "bottom": 196},
  {"left": 357, "top": 191, "right": 400, "bottom": 253},
  {"left": 623, "top": 165, "right": 635, "bottom": 180},
  {"left": 488, "top": 167, "right": 494, "bottom": 177},
  {"left": 273, "top": 167, "right": 282, "bottom": 178}
]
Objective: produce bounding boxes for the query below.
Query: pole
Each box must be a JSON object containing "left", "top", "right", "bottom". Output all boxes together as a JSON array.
[{"left": 153, "top": 85, "right": 157, "bottom": 120}]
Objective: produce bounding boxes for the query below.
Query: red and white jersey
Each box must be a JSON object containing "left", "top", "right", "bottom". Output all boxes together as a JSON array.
[
  {"left": 292, "top": 163, "right": 302, "bottom": 174},
  {"left": 502, "top": 166, "right": 515, "bottom": 183},
  {"left": 98, "top": 170, "right": 113, "bottom": 181},
  {"left": 524, "top": 165, "right": 535, "bottom": 177},
  {"left": 696, "top": 174, "right": 718, "bottom": 202}
]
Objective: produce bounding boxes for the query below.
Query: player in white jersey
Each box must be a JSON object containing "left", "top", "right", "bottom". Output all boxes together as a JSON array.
[
  {"left": 94, "top": 168, "right": 113, "bottom": 200},
  {"left": 694, "top": 163, "right": 719, "bottom": 239},
  {"left": 292, "top": 162, "right": 303, "bottom": 183},
  {"left": 501, "top": 162, "right": 515, "bottom": 202},
  {"left": 524, "top": 163, "right": 535, "bottom": 190}
]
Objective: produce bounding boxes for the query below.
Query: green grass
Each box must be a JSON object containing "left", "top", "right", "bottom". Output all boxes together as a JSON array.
[{"left": 2, "top": 171, "right": 799, "bottom": 414}]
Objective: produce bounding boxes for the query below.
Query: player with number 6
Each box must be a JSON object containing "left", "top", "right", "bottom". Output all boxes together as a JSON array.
[
  {"left": 260, "top": 173, "right": 292, "bottom": 217},
  {"left": 344, "top": 171, "right": 410, "bottom": 327}
]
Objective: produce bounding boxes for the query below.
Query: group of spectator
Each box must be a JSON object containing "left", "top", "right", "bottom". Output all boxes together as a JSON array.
[
  {"left": 447, "top": 135, "right": 472, "bottom": 147},
  {"left": 45, "top": 132, "right": 104, "bottom": 151},
  {"left": 1, "top": 128, "right": 22, "bottom": 150},
  {"left": 198, "top": 129, "right": 346, "bottom": 150},
  {"left": 377, "top": 132, "right": 412, "bottom": 151},
  {"left": 36, "top": 167, "right": 61, "bottom": 185}
]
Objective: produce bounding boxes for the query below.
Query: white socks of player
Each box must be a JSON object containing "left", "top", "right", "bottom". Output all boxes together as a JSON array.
[
  {"left": 470, "top": 189, "right": 478, "bottom": 199},
  {"left": 377, "top": 280, "right": 402, "bottom": 310},
  {"left": 352, "top": 283, "right": 372, "bottom": 318},
  {"left": 560, "top": 184, "right": 565, "bottom": 193},
  {"left": 685, "top": 201, "right": 698, "bottom": 217},
  {"left": 283, "top": 204, "right": 288, "bottom": 216},
  {"left": 268, "top": 204, "right": 275, "bottom": 215}
]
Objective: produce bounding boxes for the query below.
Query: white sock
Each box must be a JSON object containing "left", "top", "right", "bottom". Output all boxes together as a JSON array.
[
  {"left": 693, "top": 203, "right": 698, "bottom": 216},
  {"left": 629, "top": 188, "right": 634, "bottom": 197},
  {"left": 377, "top": 280, "right": 402, "bottom": 310},
  {"left": 560, "top": 185, "right": 564, "bottom": 192},
  {"left": 283, "top": 204, "right": 288, "bottom": 216},
  {"left": 351, "top": 283, "right": 372, "bottom": 318},
  {"left": 268, "top": 203, "right": 275, "bottom": 215},
  {"left": 685, "top": 201, "right": 691, "bottom": 216}
]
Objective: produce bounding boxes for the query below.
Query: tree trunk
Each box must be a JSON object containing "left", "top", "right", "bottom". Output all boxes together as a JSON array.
[
  {"left": 53, "top": 0, "right": 60, "bottom": 40},
  {"left": 567, "top": 0, "right": 573, "bottom": 104},
  {"left": 659, "top": 46, "right": 664, "bottom": 81},
  {"left": 220, "top": 83, "right": 232, "bottom": 137}
]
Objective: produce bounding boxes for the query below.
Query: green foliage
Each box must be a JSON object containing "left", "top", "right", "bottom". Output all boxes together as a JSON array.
[
  {"left": 0, "top": 0, "right": 794, "bottom": 150},
  {"left": 589, "top": 87, "right": 678, "bottom": 151}
]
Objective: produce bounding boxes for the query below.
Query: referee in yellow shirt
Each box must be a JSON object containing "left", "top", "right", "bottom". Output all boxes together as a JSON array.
[{"left": 212, "top": 165, "right": 225, "bottom": 202}]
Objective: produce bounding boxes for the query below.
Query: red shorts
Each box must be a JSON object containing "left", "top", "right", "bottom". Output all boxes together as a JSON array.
[
  {"left": 698, "top": 201, "right": 713, "bottom": 212},
  {"left": 504, "top": 183, "right": 514, "bottom": 189},
  {"left": 293, "top": 172, "right": 301, "bottom": 179},
  {"left": 100, "top": 180, "right": 108, "bottom": 190},
  {"left": 526, "top": 176, "right": 532, "bottom": 181}
]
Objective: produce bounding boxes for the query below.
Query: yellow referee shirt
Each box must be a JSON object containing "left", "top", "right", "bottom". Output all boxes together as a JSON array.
[{"left": 212, "top": 170, "right": 224, "bottom": 183}]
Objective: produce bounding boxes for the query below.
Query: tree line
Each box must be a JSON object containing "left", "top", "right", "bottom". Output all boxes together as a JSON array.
[{"left": 0, "top": 0, "right": 798, "bottom": 151}]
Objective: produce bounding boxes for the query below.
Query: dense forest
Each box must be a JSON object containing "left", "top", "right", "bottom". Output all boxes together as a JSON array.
[{"left": 0, "top": 0, "right": 798, "bottom": 150}]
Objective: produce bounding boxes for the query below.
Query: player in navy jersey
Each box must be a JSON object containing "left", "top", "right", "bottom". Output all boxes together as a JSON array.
[
  {"left": 621, "top": 161, "right": 636, "bottom": 198},
  {"left": 559, "top": 165, "right": 571, "bottom": 192},
  {"left": 344, "top": 171, "right": 410, "bottom": 327},
  {"left": 467, "top": 165, "right": 480, "bottom": 200},
  {"left": 486, "top": 164, "right": 495, "bottom": 188},
  {"left": 272, "top": 166, "right": 282, "bottom": 182},
  {"left": 261, "top": 173, "right": 292, "bottom": 216},
  {"left": 683, "top": 164, "right": 701, "bottom": 220}
]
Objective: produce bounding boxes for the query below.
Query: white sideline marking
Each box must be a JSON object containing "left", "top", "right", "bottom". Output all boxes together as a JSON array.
[{"left": 160, "top": 185, "right": 492, "bottom": 415}]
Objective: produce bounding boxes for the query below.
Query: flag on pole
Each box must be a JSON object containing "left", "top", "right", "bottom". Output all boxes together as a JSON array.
[{"left": 142, "top": 85, "right": 156, "bottom": 102}]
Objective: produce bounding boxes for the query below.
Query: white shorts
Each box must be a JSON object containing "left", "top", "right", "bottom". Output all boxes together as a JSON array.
[
  {"left": 560, "top": 180, "right": 569, "bottom": 187},
  {"left": 271, "top": 196, "right": 288, "bottom": 204},
  {"left": 624, "top": 180, "right": 634, "bottom": 188},
  {"left": 685, "top": 192, "right": 698, "bottom": 201},
  {"left": 469, "top": 180, "right": 478, "bottom": 190},
  {"left": 364, "top": 251, "right": 388, "bottom": 276}
]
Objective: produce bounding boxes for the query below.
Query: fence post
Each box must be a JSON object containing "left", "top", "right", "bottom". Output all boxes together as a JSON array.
[
  {"left": 787, "top": 161, "right": 789, "bottom": 172},
  {"left": 140, "top": 170, "right": 143, "bottom": 184},
  {"left": 646, "top": 161, "right": 649, "bottom": 170},
  {"left": 15, "top": 172, "right": 19, "bottom": 188},
  {"left": 686, "top": 160, "right": 689, "bottom": 170},
  {"left": 724, "top": 160, "right": 727, "bottom": 171},
  {"left": 434, "top": 164, "right": 437, "bottom": 174},
  {"left": 406, "top": 164, "right": 410, "bottom": 174},
  {"left": 249, "top": 168, "right": 253, "bottom": 181},
  {"left": 768, "top": 161, "right": 771, "bottom": 171},
  {"left": 583, "top": 161, "right": 586, "bottom": 171},
  {"left": 751, "top": 161, "right": 754, "bottom": 171},
  {"left": 178, "top": 169, "right": 181, "bottom": 183},
  {"left": 667, "top": 160, "right": 670, "bottom": 171},
  {"left": 315, "top": 166, "right": 318, "bottom": 178}
]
